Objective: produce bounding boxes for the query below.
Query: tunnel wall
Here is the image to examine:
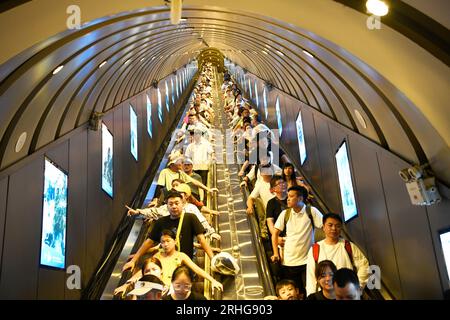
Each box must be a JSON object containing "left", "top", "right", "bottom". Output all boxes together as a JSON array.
[
  {"left": 0, "top": 69, "right": 196, "bottom": 299},
  {"left": 233, "top": 69, "right": 450, "bottom": 299}
]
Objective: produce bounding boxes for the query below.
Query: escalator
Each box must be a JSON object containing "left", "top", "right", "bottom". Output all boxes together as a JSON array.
[
  {"left": 210, "top": 69, "right": 275, "bottom": 299},
  {"left": 97, "top": 66, "right": 276, "bottom": 300}
]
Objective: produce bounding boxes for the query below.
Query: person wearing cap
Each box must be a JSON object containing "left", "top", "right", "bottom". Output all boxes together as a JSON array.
[
  {"left": 172, "top": 178, "right": 220, "bottom": 216},
  {"left": 171, "top": 182, "right": 219, "bottom": 240},
  {"left": 122, "top": 191, "right": 217, "bottom": 274},
  {"left": 126, "top": 182, "right": 220, "bottom": 240},
  {"left": 149, "top": 157, "right": 218, "bottom": 207},
  {"left": 114, "top": 256, "right": 165, "bottom": 299},
  {"left": 128, "top": 274, "right": 165, "bottom": 300}
]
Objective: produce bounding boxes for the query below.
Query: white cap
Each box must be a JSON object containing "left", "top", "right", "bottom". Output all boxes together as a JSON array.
[{"left": 128, "top": 279, "right": 164, "bottom": 296}]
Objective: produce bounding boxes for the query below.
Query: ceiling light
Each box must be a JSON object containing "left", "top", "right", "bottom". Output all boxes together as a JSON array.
[
  {"left": 15, "top": 132, "right": 27, "bottom": 153},
  {"left": 99, "top": 61, "right": 107, "bottom": 68},
  {"left": 354, "top": 109, "right": 367, "bottom": 129},
  {"left": 262, "top": 50, "right": 268, "bottom": 55},
  {"left": 52, "top": 65, "right": 64, "bottom": 75},
  {"left": 302, "top": 50, "right": 314, "bottom": 58},
  {"left": 124, "top": 59, "right": 131, "bottom": 65},
  {"left": 140, "top": 58, "right": 145, "bottom": 62},
  {"left": 366, "top": 0, "right": 389, "bottom": 16},
  {"left": 276, "top": 50, "right": 284, "bottom": 56}
]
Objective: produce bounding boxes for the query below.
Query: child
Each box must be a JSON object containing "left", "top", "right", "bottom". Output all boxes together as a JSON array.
[{"left": 264, "top": 279, "right": 304, "bottom": 300}]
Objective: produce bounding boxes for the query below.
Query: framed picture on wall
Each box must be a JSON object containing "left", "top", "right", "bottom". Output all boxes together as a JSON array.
[
  {"left": 130, "top": 105, "right": 138, "bottom": 161},
  {"left": 296, "top": 110, "right": 307, "bottom": 165},
  {"left": 275, "top": 96, "right": 282, "bottom": 137},
  {"left": 439, "top": 228, "right": 450, "bottom": 283},
  {"left": 40, "top": 157, "right": 68, "bottom": 269},
  {"left": 102, "top": 123, "right": 113, "bottom": 197},
  {"left": 335, "top": 140, "right": 358, "bottom": 222}
]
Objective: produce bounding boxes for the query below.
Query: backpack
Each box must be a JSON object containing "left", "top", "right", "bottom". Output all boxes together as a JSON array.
[
  {"left": 283, "top": 204, "right": 315, "bottom": 229},
  {"left": 312, "top": 240, "right": 357, "bottom": 272}
]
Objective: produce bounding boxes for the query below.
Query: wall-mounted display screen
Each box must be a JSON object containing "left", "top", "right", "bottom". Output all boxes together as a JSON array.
[
  {"left": 335, "top": 141, "right": 358, "bottom": 222},
  {"left": 440, "top": 230, "right": 450, "bottom": 283},
  {"left": 254, "top": 82, "right": 259, "bottom": 108},
  {"left": 165, "top": 81, "right": 170, "bottom": 111},
  {"left": 130, "top": 105, "right": 138, "bottom": 161},
  {"left": 296, "top": 111, "right": 307, "bottom": 165},
  {"left": 102, "top": 123, "right": 113, "bottom": 197},
  {"left": 171, "top": 78, "right": 175, "bottom": 104},
  {"left": 146, "top": 95, "right": 153, "bottom": 139},
  {"left": 263, "top": 87, "right": 268, "bottom": 119},
  {"left": 40, "top": 158, "right": 68, "bottom": 269},
  {"left": 275, "top": 97, "right": 282, "bottom": 137},
  {"left": 157, "top": 88, "right": 163, "bottom": 123}
]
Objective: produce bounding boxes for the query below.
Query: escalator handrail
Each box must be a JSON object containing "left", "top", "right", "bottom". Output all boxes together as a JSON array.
[{"left": 234, "top": 146, "right": 276, "bottom": 297}]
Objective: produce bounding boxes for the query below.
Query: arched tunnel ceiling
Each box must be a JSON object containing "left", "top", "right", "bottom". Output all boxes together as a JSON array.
[{"left": 0, "top": 1, "right": 449, "bottom": 185}]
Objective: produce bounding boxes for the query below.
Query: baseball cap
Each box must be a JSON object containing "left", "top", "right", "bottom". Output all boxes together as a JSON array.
[
  {"left": 168, "top": 157, "right": 183, "bottom": 166},
  {"left": 183, "top": 158, "right": 194, "bottom": 165},
  {"left": 173, "top": 183, "right": 192, "bottom": 197}
]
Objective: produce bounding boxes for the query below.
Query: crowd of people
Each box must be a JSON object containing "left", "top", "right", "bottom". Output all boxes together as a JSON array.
[
  {"left": 221, "top": 69, "right": 370, "bottom": 301},
  {"left": 113, "top": 64, "right": 371, "bottom": 301}
]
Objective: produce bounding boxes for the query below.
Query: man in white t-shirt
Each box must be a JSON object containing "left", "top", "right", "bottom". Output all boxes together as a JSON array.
[
  {"left": 185, "top": 130, "right": 215, "bottom": 186},
  {"left": 305, "top": 213, "right": 369, "bottom": 296},
  {"left": 245, "top": 165, "right": 276, "bottom": 239},
  {"left": 271, "top": 186, "right": 323, "bottom": 291}
]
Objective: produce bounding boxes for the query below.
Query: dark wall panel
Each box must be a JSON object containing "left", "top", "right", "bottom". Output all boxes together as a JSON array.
[
  {"left": 84, "top": 127, "right": 105, "bottom": 283},
  {"left": 38, "top": 268, "right": 65, "bottom": 300},
  {"left": 65, "top": 131, "right": 87, "bottom": 299},
  {"left": 111, "top": 105, "right": 125, "bottom": 236},
  {"left": 379, "top": 151, "right": 442, "bottom": 299},
  {"left": 0, "top": 158, "right": 43, "bottom": 299},
  {"left": 302, "top": 105, "right": 323, "bottom": 196},
  {"left": 135, "top": 95, "right": 147, "bottom": 179},
  {"left": 348, "top": 134, "right": 403, "bottom": 298},
  {"left": 314, "top": 116, "right": 340, "bottom": 213},
  {"left": 122, "top": 102, "right": 140, "bottom": 203},
  {"left": 282, "top": 96, "right": 300, "bottom": 167},
  {"left": 0, "top": 177, "right": 8, "bottom": 277}
]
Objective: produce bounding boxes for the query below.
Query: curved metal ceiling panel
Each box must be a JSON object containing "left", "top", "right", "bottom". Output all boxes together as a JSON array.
[{"left": 0, "top": 4, "right": 448, "bottom": 185}]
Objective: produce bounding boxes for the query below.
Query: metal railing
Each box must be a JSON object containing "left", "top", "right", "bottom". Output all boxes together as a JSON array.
[{"left": 204, "top": 162, "right": 222, "bottom": 300}]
